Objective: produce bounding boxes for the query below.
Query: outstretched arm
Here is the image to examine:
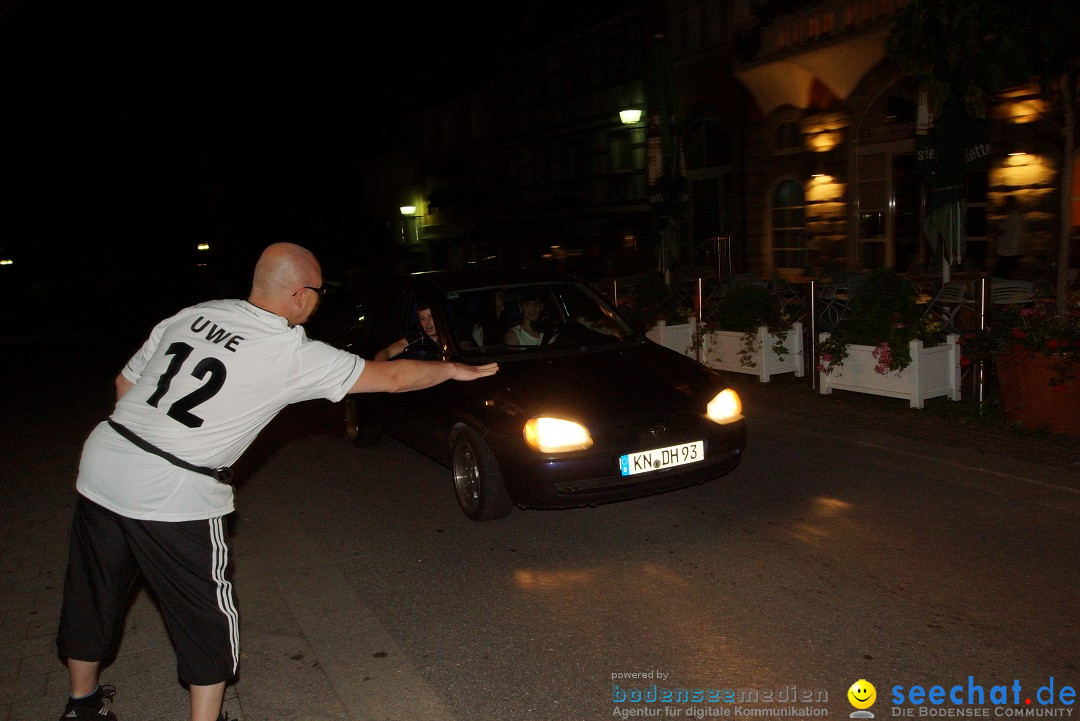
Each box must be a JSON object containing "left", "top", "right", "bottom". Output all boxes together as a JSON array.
[
  {"left": 374, "top": 337, "right": 408, "bottom": 362},
  {"left": 348, "top": 359, "right": 498, "bottom": 394}
]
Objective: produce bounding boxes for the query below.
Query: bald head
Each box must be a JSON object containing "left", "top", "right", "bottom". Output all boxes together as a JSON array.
[{"left": 248, "top": 243, "right": 324, "bottom": 324}]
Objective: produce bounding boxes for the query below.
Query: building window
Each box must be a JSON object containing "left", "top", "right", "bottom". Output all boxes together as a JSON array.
[
  {"left": 774, "top": 121, "right": 801, "bottom": 153},
  {"left": 684, "top": 121, "right": 733, "bottom": 170},
  {"left": 771, "top": 180, "right": 807, "bottom": 269},
  {"left": 610, "top": 127, "right": 645, "bottom": 173}
]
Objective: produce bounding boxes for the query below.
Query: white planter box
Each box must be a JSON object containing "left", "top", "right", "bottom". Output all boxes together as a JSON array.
[
  {"left": 700, "top": 322, "right": 805, "bottom": 382},
  {"left": 818, "top": 333, "right": 961, "bottom": 409},
  {"left": 646, "top": 319, "right": 696, "bottom": 358}
]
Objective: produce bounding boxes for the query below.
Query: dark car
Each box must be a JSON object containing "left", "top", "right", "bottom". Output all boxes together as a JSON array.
[{"left": 343, "top": 268, "right": 747, "bottom": 521}]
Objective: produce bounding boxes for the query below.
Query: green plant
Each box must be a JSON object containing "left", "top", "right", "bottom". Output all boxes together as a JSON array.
[
  {"left": 617, "top": 272, "right": 691, "bottom": 331},
  {"left": 816, "top": 268, "right": 948, "bottom": 375},
  {"left": 691, "top": 285, "right": 795, "bottom": 368},
  {"left": 959, "top": 304, "right": 1080, "bottom": 386}
]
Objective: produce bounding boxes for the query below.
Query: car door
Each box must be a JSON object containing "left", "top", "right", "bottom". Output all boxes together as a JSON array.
[{"left": 372, "top": 285, "right": 456, "bottom": 461}]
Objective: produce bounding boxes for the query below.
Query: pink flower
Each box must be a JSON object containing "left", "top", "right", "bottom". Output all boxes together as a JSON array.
[{"left": 872, "top": 342, "right": 893, "bottom": 375}]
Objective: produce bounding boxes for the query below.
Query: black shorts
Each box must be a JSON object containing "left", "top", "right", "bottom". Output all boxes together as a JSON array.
[{"left": 56, "top": 496, "right": 239, "bottom": 686}]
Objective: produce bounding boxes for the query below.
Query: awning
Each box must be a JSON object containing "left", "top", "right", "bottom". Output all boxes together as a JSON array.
[{"left": 734, "top": 28, "right": 889, "bottom": 116}]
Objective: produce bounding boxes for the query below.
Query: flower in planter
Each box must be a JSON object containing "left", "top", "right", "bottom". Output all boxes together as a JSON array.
[
  {"left": 960, "top": 305, "right": 1080, "bottom": 387},
  {"left": 691, "top": 285, "right": 796, "bottom": 367},
  {"left": 617, "top": 272, "right": 692, "bottom": 332},
  {"left": 817, "top": 268, "right": 949, "bottom": 375}
]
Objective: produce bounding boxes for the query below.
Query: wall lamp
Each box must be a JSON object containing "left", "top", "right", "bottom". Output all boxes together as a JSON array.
[{"left": 619, "top": 108, "right": 642, "bottom": 125}]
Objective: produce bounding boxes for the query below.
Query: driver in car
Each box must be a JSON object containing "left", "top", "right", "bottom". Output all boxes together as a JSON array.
[
  {"left": 504, "top": 289, "right": 545, "bottom": 346},
  {"left": 375, "top": 300, "right": 442, "bottom": 360}
]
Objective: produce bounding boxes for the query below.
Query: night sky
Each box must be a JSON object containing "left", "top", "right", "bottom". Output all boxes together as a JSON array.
[
  {"left": 1, "top": 2, "right": 636, "bottom": 336},
  {"left": 0, "top": 1, "right": 556, "bottom": 334}
]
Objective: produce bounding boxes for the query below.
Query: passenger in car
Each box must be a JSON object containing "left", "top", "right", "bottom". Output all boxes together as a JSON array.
[
  {"left": 504, "top": 289, "right": 545, "bottom": 346},
  {"left": 472, "top": 289, "right": 507, "bottom": 347},
  {"left": 375, "top": 299, "right": 442, "bottom": 360}
]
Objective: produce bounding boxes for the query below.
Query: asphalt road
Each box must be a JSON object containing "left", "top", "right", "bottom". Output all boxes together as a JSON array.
[
  {"left": 237, "top": 401, "right": 1078, "bottom": 720},
  {"left": 4, "top": 337, "right": 1077, "bottom": 720}
]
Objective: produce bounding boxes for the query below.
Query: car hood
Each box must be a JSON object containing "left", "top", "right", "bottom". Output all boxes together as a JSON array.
[{"left": 478, "top": 341, "right": 731, "bottom": 430}]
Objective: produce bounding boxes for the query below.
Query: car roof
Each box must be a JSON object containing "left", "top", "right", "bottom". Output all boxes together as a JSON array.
[{"left": 405, "top": 268, "right": 583, "bottom": 293}]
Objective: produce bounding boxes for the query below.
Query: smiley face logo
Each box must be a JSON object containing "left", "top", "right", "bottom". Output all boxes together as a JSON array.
[{"left": 848, "top": 679, "right": 877, "bottom": 710}]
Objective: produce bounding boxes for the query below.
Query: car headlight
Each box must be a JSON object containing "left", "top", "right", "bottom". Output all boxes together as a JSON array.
[
  {"left": 706, "top": 388, "right": 743, "bottom": 424},
  {"left": 523, "top": 417, "right": 594, "bottom": 453}
]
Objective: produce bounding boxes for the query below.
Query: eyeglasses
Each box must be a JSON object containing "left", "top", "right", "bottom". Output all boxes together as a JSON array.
[{"left": 293, "top": 285, "right": 328, "bottom": 297}]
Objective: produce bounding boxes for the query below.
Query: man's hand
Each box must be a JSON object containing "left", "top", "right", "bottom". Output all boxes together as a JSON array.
[{"left": 451, "top": 362, "right": 498, "bottom": 381}]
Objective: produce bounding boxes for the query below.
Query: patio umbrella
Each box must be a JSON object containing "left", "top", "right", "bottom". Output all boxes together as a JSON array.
[{"left": 915, "top": 98, "right": 992, "bottom": 282}]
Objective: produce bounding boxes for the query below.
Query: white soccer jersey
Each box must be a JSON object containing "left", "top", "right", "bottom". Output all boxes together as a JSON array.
[{"left": 77, "top": 299, "right": 365, "bottom": 521}]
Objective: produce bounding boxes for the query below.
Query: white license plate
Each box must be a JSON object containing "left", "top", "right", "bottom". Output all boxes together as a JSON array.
[{"left": 619, "top": 440, "right": 704, "bottom": 476}]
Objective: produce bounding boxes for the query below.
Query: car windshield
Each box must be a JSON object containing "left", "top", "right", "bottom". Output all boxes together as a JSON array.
[{"left": 439, "top": 281, "right": 636, "bottom": 357}]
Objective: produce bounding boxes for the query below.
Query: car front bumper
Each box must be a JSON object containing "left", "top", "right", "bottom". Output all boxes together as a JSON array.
[{"left": 486, "top": 420, "right": 747, "bottom": 509}]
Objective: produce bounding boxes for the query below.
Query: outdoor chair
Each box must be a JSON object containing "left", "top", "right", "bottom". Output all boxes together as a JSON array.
[
  {"left": 989, "top": 279, "right": 1036, "bottom": 333},
  {"left": 825, "top": 273, "right": 867, "bottom": 330},
  {"left": 769, "top": 276, "right": 807, "bottom": 322},
  {"left": 989, "top": 278, "right": 1035, "bottom": 307},
  {"left": 1032, "top": 279, "right": 1057, "bottom": 307},
  {"left": 921, "top": 280, "right": 973, "bottom": 333},
  {"left": 698, "top": 279, "right": 729, "bottom": 322},
  {"left": 815, "top": 279, "right": 849, "bottom": 332},
  {"left": 731, "top": 272, "right": 767, "bottom": 290},
  {"left": 609, "top": 276, "right": 639, "bottom": 309}
]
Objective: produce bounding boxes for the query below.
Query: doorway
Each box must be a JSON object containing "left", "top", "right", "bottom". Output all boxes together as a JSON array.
[{"left": 855, "top": 145, "right": 923, "bottom": 270}]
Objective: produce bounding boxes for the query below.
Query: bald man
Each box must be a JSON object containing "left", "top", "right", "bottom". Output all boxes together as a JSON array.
[{"left": 55, "top": 243, "right": 497, "bottom": 721}]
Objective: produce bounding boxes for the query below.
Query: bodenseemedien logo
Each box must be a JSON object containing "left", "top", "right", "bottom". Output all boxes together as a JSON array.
[{"left": 849, "top": 679, "right": 877, "bottom": 719}]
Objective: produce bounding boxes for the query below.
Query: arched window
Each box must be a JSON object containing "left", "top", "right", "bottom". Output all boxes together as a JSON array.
[
  {"left": 771, "top": 180, "right": 806, "bottom": 269},
  {"left": 774, "top": 121, "right": 801, "bottom": 153}
]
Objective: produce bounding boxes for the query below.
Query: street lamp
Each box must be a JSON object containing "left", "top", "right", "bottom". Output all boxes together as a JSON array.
[
  {"left": 399, "top": 204, "right": 422, "bottom": 248},
  {"left": 620, "top": 108, "right": 642, "bottom": 125}
]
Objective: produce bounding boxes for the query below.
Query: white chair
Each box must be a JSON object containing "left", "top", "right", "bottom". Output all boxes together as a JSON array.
[
  {"left": 990, "top": 278, "right": 1035, "bottom": 307},
  {"left": 922, "top": 280, "right": 973, "bottom": 332}
]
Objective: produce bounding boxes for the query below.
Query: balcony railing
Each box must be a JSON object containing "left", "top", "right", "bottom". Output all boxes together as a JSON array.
[{"left": 741, "top": 0, "right": 908, "bottom": 63}]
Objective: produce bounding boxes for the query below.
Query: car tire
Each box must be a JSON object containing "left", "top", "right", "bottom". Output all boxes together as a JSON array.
[
  {"left": 451, "top": 424, "right": 513, "bottom": 522},
  {"left": 344, "top": 396, "right": 381, "bottom": 446}
]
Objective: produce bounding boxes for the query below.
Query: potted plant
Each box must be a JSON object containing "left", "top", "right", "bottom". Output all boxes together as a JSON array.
[
  {"left": 618, "top": 272, "right": 696, "bottom": 357},
  {"left": 692, "top": 285, "right": 804, "bottom": 382},
  {"left": 960, "top": 304, "right": 1080, "bottom": 435},
  {"left": 816, "top": 268, "right": 961, "bottom": 408}
]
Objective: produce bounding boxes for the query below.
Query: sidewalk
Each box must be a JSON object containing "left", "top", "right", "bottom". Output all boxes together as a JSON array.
[
  {"left": 3, "top": 351, "right": 1078, "bottom": 721},
  {"left": 722, "top": 369, "right": 1080, "bottom": 497}
]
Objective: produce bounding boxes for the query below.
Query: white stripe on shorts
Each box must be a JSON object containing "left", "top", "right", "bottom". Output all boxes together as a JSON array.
[{"left": 210, "top": 516, "right": 240, "bottom": 674}]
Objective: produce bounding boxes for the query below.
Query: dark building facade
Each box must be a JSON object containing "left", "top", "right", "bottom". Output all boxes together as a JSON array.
[{"left": 361, "top": 0, "right": 1078, "bottom": 284}]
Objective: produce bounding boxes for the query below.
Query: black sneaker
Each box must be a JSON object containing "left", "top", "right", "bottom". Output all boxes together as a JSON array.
[{"left": 59, "top": 684, "right": 117, "bottom": 720}]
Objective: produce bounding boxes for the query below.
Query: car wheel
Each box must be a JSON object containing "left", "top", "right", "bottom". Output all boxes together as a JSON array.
[
  {"left": 344, "top": 396, "right": 381, "bottom": 446},
  {"left": 451, "top": 424, "right": 513, "bottom": 522}
]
